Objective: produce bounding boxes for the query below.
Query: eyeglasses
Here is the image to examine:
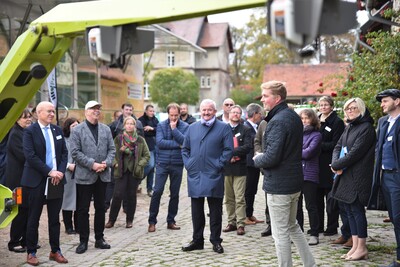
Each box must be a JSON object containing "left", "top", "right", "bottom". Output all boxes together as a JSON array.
[
  {"left": 344, "top": 106, "right": 358, "bottom": 112},
  {"left": 224, "top": 103, "right": 234, "bottom": 107},
  {"left": 319, "top": 104, "right": 331, "bottom": 107},
  {"left": 230, "top": 111, "right": 241, "bottom": 115}
]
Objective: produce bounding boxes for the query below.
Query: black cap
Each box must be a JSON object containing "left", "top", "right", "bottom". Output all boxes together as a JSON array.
[{"left": 376, "top": 89, "right": 400, "bottom": 102}]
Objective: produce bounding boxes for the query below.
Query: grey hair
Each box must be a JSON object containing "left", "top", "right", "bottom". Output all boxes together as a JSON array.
[
  {"left": 246, "top": 103, "right": 263, "bottom": 118},
  {"left": 200, "top": 99, "right": 217, "bottom": 111}
]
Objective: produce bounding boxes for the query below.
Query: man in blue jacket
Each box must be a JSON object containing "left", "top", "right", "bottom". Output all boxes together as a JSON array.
[
  {"left": 148, "top": 103, "right": 188, "bottom": 232},
  {"left": 372, "top": 89, "right": 400, "bottom": 267},
  {"left": 181, "top": 99, "right": 233, "bottom": 254},
  {"left": 253, "top": 81, "right": 315, "bottom": 267}
]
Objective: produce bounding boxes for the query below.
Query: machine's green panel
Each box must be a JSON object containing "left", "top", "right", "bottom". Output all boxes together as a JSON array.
[{"left": 0, "top": 0, "right": 266, "bottom": 141}]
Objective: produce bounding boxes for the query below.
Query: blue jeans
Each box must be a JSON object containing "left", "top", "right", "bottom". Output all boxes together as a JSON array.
[
  {"left": 382, "top": 171, "right": 400, "bottom": 260},
  {"left": 343, "top": 198, "right": 367, "bottom": 238},
  {"left": 148, "top": 163, "right": 183, "bottom": 225},
  {"left": 143, "top": 150, "right": 155, "bottom": 192}
]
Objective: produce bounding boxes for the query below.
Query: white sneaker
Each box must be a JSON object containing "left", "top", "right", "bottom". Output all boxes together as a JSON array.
[{"left": 308, "top": 236, "right": 319, "bottom": 245}]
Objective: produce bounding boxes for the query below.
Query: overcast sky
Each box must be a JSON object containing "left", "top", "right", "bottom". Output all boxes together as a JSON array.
[{"left": 207, "top": 8, "right": 257, "bottom": 28}]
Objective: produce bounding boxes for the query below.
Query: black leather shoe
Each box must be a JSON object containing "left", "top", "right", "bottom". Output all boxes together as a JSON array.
[
  {"left": 181, "top": 241, "right": 204, "bottom": 251},
  {"left": 323, "top": 229, "right": 338, "bottom": 236},
  {"left": 75, "top": 242, "right": 88, "bottom": 254},
  {"left": 8, "top": 246, "right": 26, "bottom": 253},
  {"left": 66, "top": 228, "right": 76, "bottom": 235},
  {"left": 213, "top": 243, "right": 224, "bottom": 254},
  {"left": 95, "top": 238, "right": 111, "bottom": 249},
  {"left": 261, "top": 225, "right": 272, "bottom": 237}
]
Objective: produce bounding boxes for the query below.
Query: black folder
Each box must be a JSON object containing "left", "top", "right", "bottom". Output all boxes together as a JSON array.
[{"left": 45, "top": 177, "right": 64, "bottom": 199}]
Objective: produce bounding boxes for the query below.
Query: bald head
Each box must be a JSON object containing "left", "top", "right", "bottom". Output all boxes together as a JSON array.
[{"left": 36, "top": 101, "right": 55, "bottom": 126}]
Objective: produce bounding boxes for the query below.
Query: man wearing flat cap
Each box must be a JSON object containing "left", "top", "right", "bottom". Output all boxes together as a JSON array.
[
  {"left": 70, "top": 100, "right": 116, "bottom": 254},
  {"left": 370, "top": 89, "right": 400, "bottom": 267}
]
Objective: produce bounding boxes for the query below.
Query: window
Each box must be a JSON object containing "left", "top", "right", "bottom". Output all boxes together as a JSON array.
[
  {"left": 143, "top": 81, "right": 150, "bottom": 99},
  {"left": 200, "top": 75, "right": 211, "bottom": 88},
  {"left": 167, "top": 51, "right": 175, "bottom": 67}
]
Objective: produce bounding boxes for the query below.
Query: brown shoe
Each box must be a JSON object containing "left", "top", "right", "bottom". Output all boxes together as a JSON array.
[
  {"left": 244, "top": 217, "right": 256, "bottom": 225},
  {"left": 249, "top": 216, "right": 265, "bottom": 224},
  {"left": 223, "top": 224, "right": 237, "bottom": 232},
  {"left": 105, "top": 221, "right": 114, "bottom": 228},
  {"left": 27, "top": 253, "right": 39, "bottom": 266},
  {"left": 126, "top": 221, "right": 133, "bottom": 228},
  {"left": 49, "top": 251, "right": 68, "bottom": 263},
  {"left": 383, "top": 217, "right": 391, "bottom": 223},
  {"left": 331, "top": 236, "right": 347, "bottom": 245},
  {"left": 237, "top": 226, "right": 245, "bottom": 235},
  {"left": 343, "top": 238, "right": 353, "bottom": 248},
  {"left": 148, "top": 224, "right": 156, "bottom": 232},
  {"left": 167, "top": 223, "right": 181, "bottom": 230}
]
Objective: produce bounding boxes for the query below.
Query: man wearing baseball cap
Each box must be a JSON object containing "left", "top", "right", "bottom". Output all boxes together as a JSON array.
[
  {"left": 70, "top": 100, "right": 116, "bottom": 254},
  {"left": 371, "top": 89, "right": 400, "bottom": 267}
]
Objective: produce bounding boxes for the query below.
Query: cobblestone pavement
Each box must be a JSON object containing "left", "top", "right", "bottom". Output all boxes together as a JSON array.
[{"left": 0, "top": 172, "right": 397, "bottom": 266}]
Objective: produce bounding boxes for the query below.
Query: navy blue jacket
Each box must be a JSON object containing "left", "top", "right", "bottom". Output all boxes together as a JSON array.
[
  {"left": 182, "top": 119, "right": 233, "bottom": 198},
  {"left": 156, "top": 119, "right": 188, "bottom": 165},
  {"left": 254, "top": 102, "right": 304, "bottom": 195},
  {"left": 369, "top": 115, "right": 400, "bottom": 210},
  {"left": 21, "top": 122, "right": 68, "bottom": 188}
]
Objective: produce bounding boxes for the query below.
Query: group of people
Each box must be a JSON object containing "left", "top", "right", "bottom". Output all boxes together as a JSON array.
[{"left": 2, "top": 80, "right": 400, "bottom": 267}]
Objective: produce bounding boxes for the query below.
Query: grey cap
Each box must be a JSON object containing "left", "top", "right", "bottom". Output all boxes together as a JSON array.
[{"left": 376, "top": 89, "right": 400, "bottom": 102}]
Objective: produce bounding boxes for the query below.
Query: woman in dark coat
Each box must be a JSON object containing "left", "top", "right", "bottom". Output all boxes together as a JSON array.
[
  {"left": 317, "top": 96, "right": 345, "bottom": 236},
  {"left": 331, "top": 97, "right": 376, "bottom": 261},
  {"left": 5, "top": 109, "right": 32, "bottom": 252}
]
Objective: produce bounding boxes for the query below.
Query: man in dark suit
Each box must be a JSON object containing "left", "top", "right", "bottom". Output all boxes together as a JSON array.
[
  {"left": 243, "top": 103, "right": 264, "bottom": 226},
  {"left": 373, "top": 89, "right": 400, "bottom": 267},
  {"left": 21, "top": 101, "right": 68, "bottom": 266}
]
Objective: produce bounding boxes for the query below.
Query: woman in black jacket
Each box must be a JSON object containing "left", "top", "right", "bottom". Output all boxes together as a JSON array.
[
  {"left": 5, "top": 109, "right": 32, "bottom": 252},
  {"left": 331, "top": 97, "right": 376, "bottom": 261},
  {"left": 317, "top": 96, "right": 345, "bottom": 236}
]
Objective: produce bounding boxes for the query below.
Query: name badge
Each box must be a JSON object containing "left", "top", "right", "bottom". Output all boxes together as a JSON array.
[
  {"left": 325, "top": 126, "right": 332, "bottom": 132},
  {"left": 388, "top": 136, "right": 393, "bottom": 142},
  {"left": 235, "top": 133, "right": 241, "bottom": 137},
  {"left": 56, "top": 135, "right": 62, "bottom": 140}
]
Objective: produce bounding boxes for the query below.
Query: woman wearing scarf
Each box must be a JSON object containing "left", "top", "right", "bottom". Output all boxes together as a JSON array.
[{"left": 106, "top": 117, "right": 150, "bottom": 228}]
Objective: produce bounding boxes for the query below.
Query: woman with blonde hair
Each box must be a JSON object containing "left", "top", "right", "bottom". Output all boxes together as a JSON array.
[
  {"left": 106, "top": 117, "right": 150, "bottom": 228},
  {"left": 330, "top": 97, "right": 376, "bottom": 261}
]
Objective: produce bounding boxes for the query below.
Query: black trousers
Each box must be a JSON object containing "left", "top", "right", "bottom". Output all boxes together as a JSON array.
[
  {"left": 109, "top": 171, "right": 139, "bottom": 223},
  {"left": 25, "top": 178, "right": 63, "bottom": 254},
  {"left": 62, "top": 210, "right": 78, "bottom": 232},
  {"left": 77, "top": 178, "right": 107, "bottom": 243},
  {"left": 191, "top": 197, "right": 223, "bottom": 245},
  {"left": 316, "top": 187, "right": 339, "bottom": 232},
  {"left": 296, "top": 181, "right": 320, "bottom": 236},
  {"left": 245, "top": 166, "right": 260, "bottom": 218},
  {"left": 8, "top": 206, "right": 28, "bottom": 249}
]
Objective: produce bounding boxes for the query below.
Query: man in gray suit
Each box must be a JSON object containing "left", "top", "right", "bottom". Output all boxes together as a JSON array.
[{"left": 70, "top": 100, "right": 116, "bottom": 254}]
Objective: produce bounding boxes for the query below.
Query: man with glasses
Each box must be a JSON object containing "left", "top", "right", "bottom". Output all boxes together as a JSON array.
[
  {"left": 217, "top": 98, "right": 235, "bottom": 123},
  {"left": 222, "top": 105, "right": 252, "bottom": 235},
  {"left": 70, "top": 100, "right": 116, "bottom": 254}
]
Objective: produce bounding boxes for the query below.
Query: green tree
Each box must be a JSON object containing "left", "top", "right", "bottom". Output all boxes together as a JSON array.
[
  {"left": 335, "top": 31, "right": 400, "bottom": 123},
  {"left": 229, "top": 9, "right": 294, "bottom": 107},
  {"left": 149, "top": 68, "right": 199, "bottom": 110}
]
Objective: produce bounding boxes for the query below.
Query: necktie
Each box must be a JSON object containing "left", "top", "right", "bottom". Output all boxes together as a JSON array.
[{"left": 44, "top": 126, "right": 53, "bottom": 169}]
